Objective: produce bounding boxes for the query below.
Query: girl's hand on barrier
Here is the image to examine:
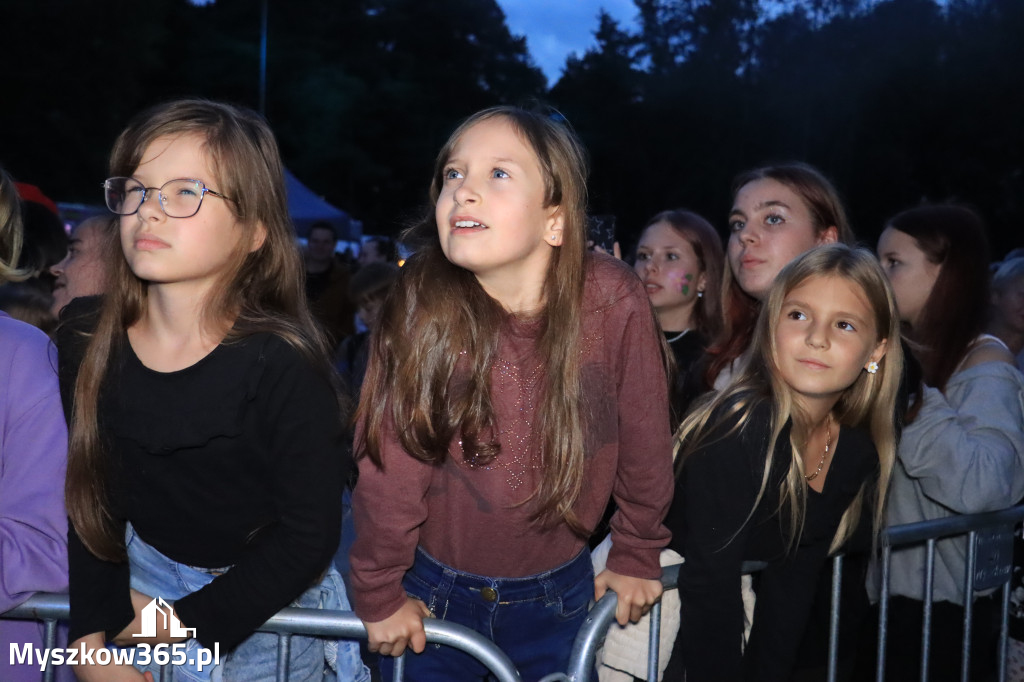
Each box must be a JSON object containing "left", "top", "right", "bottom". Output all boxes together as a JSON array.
[
  {"left": 594, "top": 569, "right": 663, "bottom": 626},
  {"left": 364, "top": 597, "right": 431, "bottom": 657}
]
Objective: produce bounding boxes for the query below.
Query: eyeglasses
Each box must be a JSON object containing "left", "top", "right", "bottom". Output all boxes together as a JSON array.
[{"left": 102, "top": 177, "right": 232, "bottom": 219}]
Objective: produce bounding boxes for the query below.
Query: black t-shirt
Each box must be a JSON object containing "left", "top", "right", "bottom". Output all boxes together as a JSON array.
[
  {"left": 665, "top": 399, "right": 878, "bottom": 682},
  {"left": 59, "top": 297, "right": 350, "bottom": 650},
  {"left": 665, "top": 329, "right": 707, "bottom": 427}
]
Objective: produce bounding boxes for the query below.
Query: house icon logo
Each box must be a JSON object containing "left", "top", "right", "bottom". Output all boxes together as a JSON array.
[{"left": 132, "top": 597, "right": 197, "bottom": 638}]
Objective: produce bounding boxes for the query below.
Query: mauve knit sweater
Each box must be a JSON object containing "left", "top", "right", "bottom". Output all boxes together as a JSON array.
[{"left": 350, "top": 254, "right": 674, "bottom": 622}]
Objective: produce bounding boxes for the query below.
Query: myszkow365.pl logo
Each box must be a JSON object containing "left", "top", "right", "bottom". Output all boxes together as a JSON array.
[{"left": 9, "top": 597, "right": 220, "bottom": 672}]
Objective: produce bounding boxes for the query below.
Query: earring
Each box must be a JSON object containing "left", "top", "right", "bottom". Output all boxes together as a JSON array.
[
  {"left": 866, "top": 361, "right": 879, "bottom": 374},
  {"left": 697, "top": 290, "right": 704, "bottom": 298},
  {"left": 549, "top": 235, "right": 556, "bottom": 241}
]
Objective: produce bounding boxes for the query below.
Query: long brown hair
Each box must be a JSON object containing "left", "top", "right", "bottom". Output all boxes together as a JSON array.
[
  {"left": 65, "top": 99, "right": 332, "bottom": 561},
  {"left": 357, "top": 106, "right": 592, "bottom": 533},
  {"left": 886, "top": 205, "right": 991, "bottom": 414},
  {"left": 639, "top": 209, "right": 724, "bottom": 341},
  {"left": 678, "top": 245, "right": 901, "bottom": 553},
  {"left": 706, "top": 162, "right": 856, "bottom": 388}
]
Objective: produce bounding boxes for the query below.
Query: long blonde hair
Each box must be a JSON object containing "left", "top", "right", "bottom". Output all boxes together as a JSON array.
[
  {"left": 0, "top": 167, "right": 30, "bottom": 283},
  {"left": 65, "top": 99, "right": 332, "bottom": 561},
  {"left": 677, "top": 245, "right": 901, "bottom": 553},
  {"left": 357, "top": 106, "right": 592, "bottom": 534}
]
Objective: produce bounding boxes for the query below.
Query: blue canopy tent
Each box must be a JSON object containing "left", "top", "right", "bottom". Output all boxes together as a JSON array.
[{"left": 285, "top": 168, "right": 360, "bottom": 240}]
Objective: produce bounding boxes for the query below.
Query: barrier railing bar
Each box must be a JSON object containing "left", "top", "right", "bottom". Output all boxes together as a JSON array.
[
  {"left": 1, "top": 600, "right": 523, "bottom": 682},
  {"left": 877, "top": 545, "right": 892, "bottom": 682},
  {"left": 827, "top": 554, "right": 843, "bottom": 682},
  {"left": 962, "top": 529, "right": 978, "bottom": 682},
  {"left": 9, "top": 506, "right": 1024, "bottom": 682},
  {"left": 883, "top": 506, "right": 1024, "bottom": 546}
]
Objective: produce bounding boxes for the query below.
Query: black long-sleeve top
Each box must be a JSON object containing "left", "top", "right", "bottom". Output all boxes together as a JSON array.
[
  {"left": 666, "top": 399, "right": 877, "bottom": 682},
  {"left": 58, "top": 297, "right": 349, "bottom": 650}
]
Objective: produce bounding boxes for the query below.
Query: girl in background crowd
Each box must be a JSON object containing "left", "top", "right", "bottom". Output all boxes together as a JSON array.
[
  {"left": 0, "top": 167, "right": 72, "bottom": 682},
  {"left": 634, "top": 209, "right": 723, "bottom": 425},
  {"left": 988, "top": 256, "right": 1024, "bottom": 369},
  {"left": 59, "top": 99, "right": 367, "bottom": 682},
  {"left": 350, "top": 106, "right": 673, "bottom": 681},
  {"left": 706, "top": 163, "right": 854, "bottom": 391},
  {"left": 876, "top": 205, "right": 1024, "bottom": 682},
  {"left": 666, "top": 245, "right": 900, "bottom": 681}
]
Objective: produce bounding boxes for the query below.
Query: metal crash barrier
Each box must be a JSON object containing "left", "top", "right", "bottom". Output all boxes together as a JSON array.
[
  {"left": 5, "top": 504, "right": 1024, "bottom": 682},
  {"left": 876, "top": 504, "right": 1024, "bottom": 682},
  {"left": 560, "top": 505, "right": 1024, "bottom": 682},
  {"left": 1, "top": 595, "right": 522, "bottom": 682}
]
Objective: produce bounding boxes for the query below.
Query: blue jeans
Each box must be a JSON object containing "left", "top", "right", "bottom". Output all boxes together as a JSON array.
[
  {"left": 122, "top": 524, "right": 370, "bottom": 682},
  {"left": 379, "top": 547, "right": 593, "bottom": 682}
]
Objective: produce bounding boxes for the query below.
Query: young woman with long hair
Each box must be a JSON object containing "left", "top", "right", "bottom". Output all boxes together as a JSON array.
[
  {"left": 666, "top": 245, "right": 901, "bottom": 681},
  {"left": 876, "top": 205, "right": 1024, "bottom": 681},
  {"left": 349, "top": 106, "right": 673, "bottom": 680},
  {"left": 633, "top": 209, "right": 724, "bottom": 424},
  {"left": 705, "top": 163, "right": 855, "bottom": 391},
  {"left": 60, "top": 99, "right": 367, "bottom": 682}
]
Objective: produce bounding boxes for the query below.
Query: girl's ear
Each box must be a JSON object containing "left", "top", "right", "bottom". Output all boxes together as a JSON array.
[
  {"left": 249, "top": 223, "right": 268, "bottom": 253},
  {"left": 866, "top": 337, "right": 888, "bottom": 370},
  {"left": 818, "top": 226, "right": 839, "bottom": 245},
  {"left": 696, "top": 271, "right": 708, "bottom": 296},
  {"left": 546, "top": 207, "right": 565, "bottom": 247}
]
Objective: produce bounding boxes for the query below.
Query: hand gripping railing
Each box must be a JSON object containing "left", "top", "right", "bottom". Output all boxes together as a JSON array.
[
  {"left": 1, "top": 595, "right": 523, "bottom": 682},
  {"left": 7, "top": 504, "right": 1024, "bottom": 682},
  {"left": 541, "top": 564, "right": 681, "bottom": 682}
]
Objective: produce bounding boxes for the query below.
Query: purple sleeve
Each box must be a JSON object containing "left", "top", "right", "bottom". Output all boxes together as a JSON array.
[{"left": 0, "top": 318, "right": 69, "bottom": 611}]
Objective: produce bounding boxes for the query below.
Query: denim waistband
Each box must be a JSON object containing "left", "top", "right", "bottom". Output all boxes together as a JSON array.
[{"left": 410, "top": 546, "right": 592, "bottom": 603}]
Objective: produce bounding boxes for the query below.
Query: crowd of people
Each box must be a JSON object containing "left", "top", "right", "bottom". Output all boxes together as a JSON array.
[{"left": 0, "top": 98, "right": 1023, "bottom": 682}]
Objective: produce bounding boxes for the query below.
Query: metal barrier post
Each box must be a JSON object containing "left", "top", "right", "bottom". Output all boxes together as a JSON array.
[
  {"left": 962, "top": 530, "right": 978, "bottom": 682},
  {"left": 877, "top": 545, "right": 892, "bottom": 682},
  {"left": 827, "top": 554, "right": 843, "bottom": 682},
  {"left": 999, "top": 580, "right": 1011, "bottom": 682},
  {"left": 646, "top": 600, "right": 661, "bottom": 682},
  {"left": 41, "top": 619, "right": 57, "bottom": 682},
  {"left": 394, "top": 651, "right": 405, "bottom": 682},
  {"left": 276, "top": 633, "right": 292, "bottom": 681},
  {"left": 922, "top": 538, "right": 936, "bottom": 682}
]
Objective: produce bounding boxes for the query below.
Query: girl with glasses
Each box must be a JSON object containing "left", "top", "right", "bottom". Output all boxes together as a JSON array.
[{"left": 59, "top": 99, "right": 368, "bottom": 682}]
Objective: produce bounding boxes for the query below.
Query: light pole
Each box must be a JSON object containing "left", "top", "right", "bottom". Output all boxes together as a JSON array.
[{"left": 259, "top": 0, "right": 268, "bottom": 115}]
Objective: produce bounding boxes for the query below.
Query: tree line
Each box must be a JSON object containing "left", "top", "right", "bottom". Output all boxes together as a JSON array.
[{"left": 2, "top": 0, "right": 1021, "bottom": 255}]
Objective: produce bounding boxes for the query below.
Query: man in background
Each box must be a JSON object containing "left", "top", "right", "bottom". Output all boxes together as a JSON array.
[{"left": 304, "top": 221, "right": 355, "bottom": 348}]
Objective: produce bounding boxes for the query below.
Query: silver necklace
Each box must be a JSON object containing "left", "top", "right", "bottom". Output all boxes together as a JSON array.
[{"left": 665, "top": 329, "right": 691, "bottom": 343}]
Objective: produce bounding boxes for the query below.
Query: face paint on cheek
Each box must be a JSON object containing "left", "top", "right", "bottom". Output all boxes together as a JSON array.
[{"left": 668, "top": 271, "right": 694, "bottom": 296}]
